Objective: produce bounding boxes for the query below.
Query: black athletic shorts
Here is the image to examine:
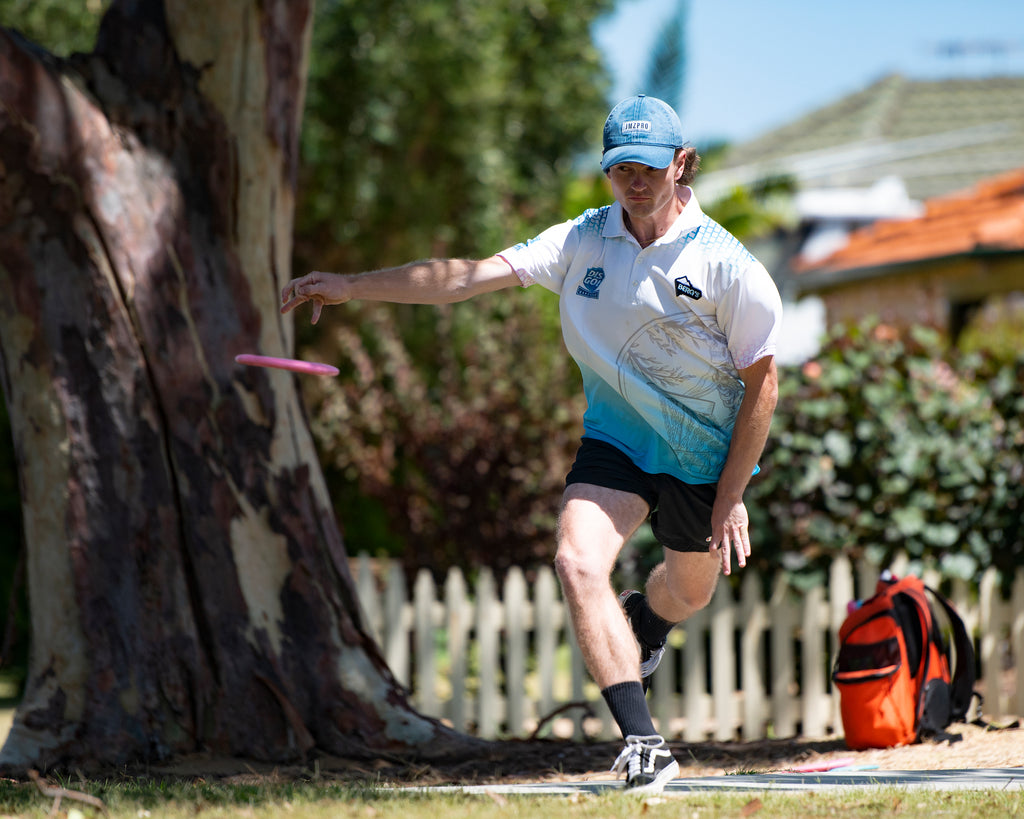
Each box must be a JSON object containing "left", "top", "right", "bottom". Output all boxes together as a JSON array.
[{"left": 565, "top": 437, "right": 717, "bottom": 552}]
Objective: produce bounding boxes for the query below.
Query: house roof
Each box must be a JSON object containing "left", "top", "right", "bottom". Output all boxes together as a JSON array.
[
  {"left": 793, "top": 166, "right": 1024, "bottom": 283},
  {"left": 695, "top": 74, "right": 1024, "bottom": 203}
]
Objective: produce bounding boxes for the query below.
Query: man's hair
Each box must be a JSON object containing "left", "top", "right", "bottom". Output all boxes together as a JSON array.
[{"left": 676, "top": 147, "right": 700, "bottom": 186}]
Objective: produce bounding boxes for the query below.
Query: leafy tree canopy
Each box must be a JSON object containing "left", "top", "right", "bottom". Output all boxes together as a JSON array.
[
  {"left": 0, "top": 0, "right": 108, "bottom": 54},
  {"left": 297, "top": 0, "right": 615, "bottom": 273}
]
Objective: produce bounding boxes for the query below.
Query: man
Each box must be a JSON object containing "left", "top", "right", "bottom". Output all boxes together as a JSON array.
[{"left": 281, "top": 95, "right": 782, "bottom": 794}]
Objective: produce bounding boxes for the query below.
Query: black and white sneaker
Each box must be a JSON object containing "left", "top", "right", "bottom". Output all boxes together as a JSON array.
[
  {"left": 619, "top": 590, "right": 666, "bottom": 691},
  {"left": 611, "top": 734, "right": 680, "bottom": 794}
]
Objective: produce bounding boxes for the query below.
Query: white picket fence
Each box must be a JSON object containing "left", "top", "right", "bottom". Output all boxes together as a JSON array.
[{"left": 352, "top": 552, "right": 1024, "bottom": 741}]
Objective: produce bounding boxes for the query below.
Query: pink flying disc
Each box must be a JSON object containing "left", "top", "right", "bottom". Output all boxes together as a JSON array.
[{"left": 235, "top": 354, "right": 339, "bottom": 377}]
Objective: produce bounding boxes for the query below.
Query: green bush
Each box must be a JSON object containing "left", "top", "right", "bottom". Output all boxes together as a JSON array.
[
  {"left": 302, "top": 290, "right": 584, "bottom": 579},
  {"left": 747, "top": 320, "right": 1024, "bottom": 587}
]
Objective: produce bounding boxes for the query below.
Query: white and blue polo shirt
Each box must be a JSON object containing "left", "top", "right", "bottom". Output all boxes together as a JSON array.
[{"left": 499, "top": 188, "right": 782, "bottom": 485}]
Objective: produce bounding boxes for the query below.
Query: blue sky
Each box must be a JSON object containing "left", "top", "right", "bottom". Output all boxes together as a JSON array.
[{"left": 594, "top": 0, "right": 1024, "bottom": 145}]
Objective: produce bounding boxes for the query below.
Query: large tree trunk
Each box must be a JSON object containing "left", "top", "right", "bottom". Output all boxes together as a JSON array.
[{"left": 0, "top": 0, "right": 474, "bottom": 771}]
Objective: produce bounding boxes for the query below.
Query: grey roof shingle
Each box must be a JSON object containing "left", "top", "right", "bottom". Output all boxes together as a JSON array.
[{"left": 697, "top": 74, "right": 1024, "bottom": 202}]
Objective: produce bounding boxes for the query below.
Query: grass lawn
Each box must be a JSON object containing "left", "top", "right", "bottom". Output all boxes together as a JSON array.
[
  {"left": 0, "top": 774, "right": 1021, "bottom": 819},
  {"left": 0, "top": 689, "right": 1019, "bottom": 818}
]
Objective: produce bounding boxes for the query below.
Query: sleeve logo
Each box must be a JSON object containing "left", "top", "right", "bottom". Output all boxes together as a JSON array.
[{"left": 674, "top": 276, "right": 703, "bottom": 300}]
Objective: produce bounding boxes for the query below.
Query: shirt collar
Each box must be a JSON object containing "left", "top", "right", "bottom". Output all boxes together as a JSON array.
[{"left": 603, "top": 186, "right": 705, "bottom": 245}]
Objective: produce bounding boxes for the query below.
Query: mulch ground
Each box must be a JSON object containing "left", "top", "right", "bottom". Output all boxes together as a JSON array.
[{"left": 146, "top": 721, "right": 1023, "bottom": 787}]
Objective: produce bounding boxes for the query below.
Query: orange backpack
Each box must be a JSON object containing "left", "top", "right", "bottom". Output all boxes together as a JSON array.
[{"left": 832, "top": 572, "right": 977, "bottom": 750}]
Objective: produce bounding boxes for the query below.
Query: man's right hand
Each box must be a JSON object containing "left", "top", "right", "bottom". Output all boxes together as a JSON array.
[{"left": 280, "top": 271, "right": 350, "bottom": 324}]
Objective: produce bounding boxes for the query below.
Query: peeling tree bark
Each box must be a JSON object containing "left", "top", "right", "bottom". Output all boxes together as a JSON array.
[{"left": 0, "top": 0, "right": 477, "bottom": 771}]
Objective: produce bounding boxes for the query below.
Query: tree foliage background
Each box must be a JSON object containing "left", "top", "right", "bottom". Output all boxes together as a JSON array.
[{"left": 292, "top": 0, "right": 616, "bottom": 576}]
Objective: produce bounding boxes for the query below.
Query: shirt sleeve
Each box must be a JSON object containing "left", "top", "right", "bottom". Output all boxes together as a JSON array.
[
  {"left": 497, "top": 219, "right": 579, "bottom": 295},
  {"left": 716, "top": 260, "right": 784, "bottom": 370}
]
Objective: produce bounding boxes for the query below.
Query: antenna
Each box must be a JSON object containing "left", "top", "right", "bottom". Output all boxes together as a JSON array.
[{"left": 929, "top": 39, "right": 1023, "bottom": 59}]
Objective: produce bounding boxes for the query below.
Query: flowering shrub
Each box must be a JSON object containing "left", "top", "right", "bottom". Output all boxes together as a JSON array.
[{"left": 748, "top": 320, "right": 1024, "bottom": 586}]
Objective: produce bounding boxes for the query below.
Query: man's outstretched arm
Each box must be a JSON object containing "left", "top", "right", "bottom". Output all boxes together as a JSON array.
[{"left": 280, "top": 255, "right": 521, "bottom": 323}]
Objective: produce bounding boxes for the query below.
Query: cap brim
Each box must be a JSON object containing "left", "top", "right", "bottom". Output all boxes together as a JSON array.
[{"left": 601, "top": 144, "right": 677, "bottom": 171}]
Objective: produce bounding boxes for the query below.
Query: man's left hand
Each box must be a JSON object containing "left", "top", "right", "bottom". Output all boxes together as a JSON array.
[{"left": 708, "top": 498, "right": 750, "bottom": 576}]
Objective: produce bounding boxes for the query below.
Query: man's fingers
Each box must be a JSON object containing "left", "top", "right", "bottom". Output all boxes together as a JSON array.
[
  {"left": 281, "top": 278, "right": 304, "bottom": 304},
  {"left": 279, "top": 275, "right": 327, "bottom": 324},
  {"left": 734, "top": 533, "right": 749, "bottom": 569}
]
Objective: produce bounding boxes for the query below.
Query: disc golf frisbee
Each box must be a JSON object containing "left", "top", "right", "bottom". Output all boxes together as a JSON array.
[{"left": 235, "top": 353, "right": 339, "bottom": 377}]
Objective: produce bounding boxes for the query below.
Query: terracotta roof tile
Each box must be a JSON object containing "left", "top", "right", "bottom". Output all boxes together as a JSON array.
[{"left": 795, "top": 167, "right": 1024, "bottom": 275}]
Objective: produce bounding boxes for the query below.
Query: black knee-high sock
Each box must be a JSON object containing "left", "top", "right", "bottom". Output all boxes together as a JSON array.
[
  {"left": 638, "top": 597, "right": 676, "bottom": 646},
  {"left": 601, "top": 681, "right": 657, "bottom": 738}
]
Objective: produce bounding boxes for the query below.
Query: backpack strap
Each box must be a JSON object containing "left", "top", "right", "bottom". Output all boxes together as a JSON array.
[
  {"left": 881, "top": 576, "right": 936, "bottom": 735},
  {"left": 924, "top": 585, "right": 977, "bottom": 723}
]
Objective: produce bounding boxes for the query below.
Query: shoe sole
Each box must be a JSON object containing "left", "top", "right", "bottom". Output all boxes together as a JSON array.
[{"left": 624, "top": 759, "right": 680, "bottom": 795}]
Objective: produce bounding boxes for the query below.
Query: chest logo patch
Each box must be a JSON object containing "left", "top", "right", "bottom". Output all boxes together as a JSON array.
[
  {"left": 675, "top": 276, "right": 703, "bottom": 300},
  {"left": 577, "top": 267, "right": 606, "bottom": 300}
]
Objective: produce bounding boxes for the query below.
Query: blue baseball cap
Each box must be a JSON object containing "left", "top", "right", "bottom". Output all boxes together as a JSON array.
[{"left": 601, "top": 95, "right": 684, "bottom": 171}]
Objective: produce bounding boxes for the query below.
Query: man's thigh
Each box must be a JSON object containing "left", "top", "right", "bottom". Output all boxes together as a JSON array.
[{"left": 557, "top": 482, "right": 650, "bottom": 571}]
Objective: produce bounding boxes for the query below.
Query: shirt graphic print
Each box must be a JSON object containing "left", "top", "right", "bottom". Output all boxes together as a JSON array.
[{"left": 616, "top": 311, "right": 744, "bottom": 477}]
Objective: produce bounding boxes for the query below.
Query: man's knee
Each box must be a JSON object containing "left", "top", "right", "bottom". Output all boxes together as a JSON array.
[
  {"left": 662, "top": 554, "right": 720, "bottom": 611},
  {"left": 668, "top": 579, "right": 716, "bottom": 612},
  {"left": 554, "top": 540, "right": 606, "bottom": 592}
]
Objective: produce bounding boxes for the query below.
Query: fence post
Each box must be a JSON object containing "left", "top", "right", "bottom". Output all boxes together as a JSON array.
[
  {"left": 770, "top": 573, "right": 796, "bottom": 738},
  {"left": 356, "top": 553, "right": 382, "bottom": 644},
  {"left": 567, "top": 622, "right": 589, "bottom": 740},
  {"left": 1013, "top": 568, "right": 1024, "bottom": 719},
  {"left": 414, "top": 569, "right": 438, "bottom": 716},
  {"left": 534, "top": 566, "right": 560, "bottom": 725},
  {"left": 384, "top": 561, "right": 409, "bottom": 688},
  {"left": 980, "top": 567, "right": 1004, "bottom": 716},
  {"left": 801, "top": 584, "right": 827, "bottom": 737},
  {"left": 829, "top": 555, "right": 854, "bottom": 734},
  {"left": 739, "top": 571, "right": 766, "bottom": 739},
  {"left": 856, "top": 557, "right": 877, "bottom": 601},
  {"left": 505, "top": 567, "right": 528, "bottom": 736},
  {"left": 682, "top": 607, "right": 709, "bottom": 742},
  {"left": 476, "top": 568, "right": 501, "bottom": 738},
  {"left": 651, "top": 640, "right": 676, "bottom": 737},
  {"left": 710, "top": 582, "right": 736, "bottom": 740},
  {"left": 444, "top": 567, "right": 470, "bottom": 732}
]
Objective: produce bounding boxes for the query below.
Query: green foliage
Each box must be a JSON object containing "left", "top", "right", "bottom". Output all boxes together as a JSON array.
[
  {"left": 296, "top": 0, "right": 614, "bottom": 274},
  {"left": 747, "top": 320, "right": 1024, "bottom": 585},
  {"left": 703, "top": 175, "right": 798, "bottom": 241},
  {"left": 958, "top": 292, "right": 1024, "bottom": 360},
  {"left": 302, "top": 290, "right": 584, "bottom": 578},
  {"left": 0, "top": 0, "right": 108, "bottom": 55},
  {"left": 294, "top": 0, "right": 616, "bottom": 574}
]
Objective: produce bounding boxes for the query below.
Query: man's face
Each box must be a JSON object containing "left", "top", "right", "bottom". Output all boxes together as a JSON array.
[{"left": 606, "top": 158, "right": 683, "bottom": 222}]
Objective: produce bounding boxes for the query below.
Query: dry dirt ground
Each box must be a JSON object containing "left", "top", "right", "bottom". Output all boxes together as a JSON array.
[{"left": 150, "top": 722, "right": 1024, "bottom": 787}]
